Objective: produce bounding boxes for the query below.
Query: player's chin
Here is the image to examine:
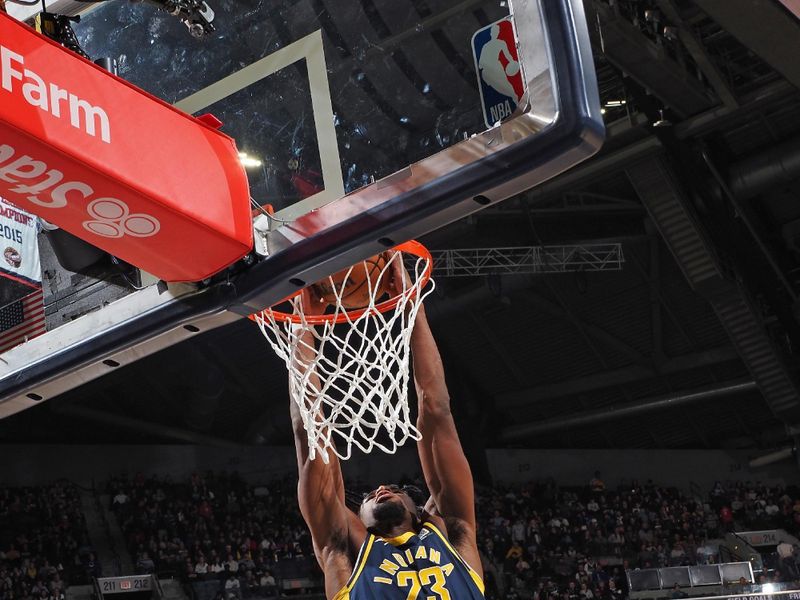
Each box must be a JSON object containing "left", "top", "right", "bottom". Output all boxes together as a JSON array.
[{"left": 372, "top": 498, "right": 407, "bottom": 523}]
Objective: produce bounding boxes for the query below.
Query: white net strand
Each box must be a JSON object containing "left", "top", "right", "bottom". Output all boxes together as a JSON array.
[{"left": 255, "top": 250, "right": 435, "bottom": 463}]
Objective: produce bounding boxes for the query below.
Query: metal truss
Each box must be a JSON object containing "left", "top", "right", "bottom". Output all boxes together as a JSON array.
[{"left": 426, "top": 243, "right": 624, "bottom": 278}]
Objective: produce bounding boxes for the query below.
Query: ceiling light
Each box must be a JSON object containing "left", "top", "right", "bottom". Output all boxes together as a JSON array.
[
  {"left": 653, "top": 109, "right": 672, "bottom": 128},
  {"left": 238, "top": 152, "right": 263, "bottom": 168}
]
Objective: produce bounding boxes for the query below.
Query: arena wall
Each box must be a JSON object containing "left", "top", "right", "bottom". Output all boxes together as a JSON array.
[
  {"left": 484, "top": 448, "right": 799, "bottom": 489},
  {"left": 0, "top": 445, "right": 795, "bottom": 489}
]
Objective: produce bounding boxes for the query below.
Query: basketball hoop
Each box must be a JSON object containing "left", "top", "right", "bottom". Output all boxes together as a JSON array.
[{"left": 252, "top": 241, "right": 434, "bottom": 463}]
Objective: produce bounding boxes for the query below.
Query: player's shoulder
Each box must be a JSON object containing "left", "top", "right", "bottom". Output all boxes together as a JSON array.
[
  {"left": 423, "top": 515, "right": 480, "bottom": 564},
  {"left": 420, "top": 511, "right": 447, "bottom": 535},
  {"left": 420, "top": 512, "right": 470, "bottom": 543}
]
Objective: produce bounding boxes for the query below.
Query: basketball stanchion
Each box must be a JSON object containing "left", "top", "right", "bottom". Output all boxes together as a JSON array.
[{"left": 251, "top": 241, "right": 434, "bottom": 463}]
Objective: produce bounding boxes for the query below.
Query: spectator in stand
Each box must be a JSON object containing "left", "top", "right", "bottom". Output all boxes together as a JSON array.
[
  {"left": 136, "top": 552, "right": 154, "bottom": 575},
  {"left": 259, "top": 570, "right": 276, "bottom": 596},
  {"left": 669, "top": 542, "right": 686, "bottom": 565},
  {"left": 512, "top": 519, "right": 527, "bottom": 546},
  {"left": 209, "top": 557, "right": 224, "bottom": 578},
  {"left": 670, "top": 584, "right": 688, "bottom": 599},
  {"left": 183, "top": 559, "right": 196, "bottom": 582},
  {"left": 778, "top": 541, "right": 799, "bottom": 580},
  {"left": 225, "top": 554, "right": 239, "bottom": 574},
  {"left": 223, "top": 574, "right": 240, "bottom": 600},
  {"left": 111, "top": 491, "right": 129, "bottom": 510},
  {"left": 719, "top": 505, "right": 734, "bottom": 532},
  {"left": 238, "top": 550, "right": 254, "bottom": 572},
  {"left": 194, "top": 556, "right": 208, "bottom": 580},
  {"left": 85, "top": 553, "right": 101, "bottom": 578},
  {"left": 242, "top": 570, "right": 259, "bottom": 597},
  {"left": 590, "top": 472, "right": 605, "bottom": 493}
]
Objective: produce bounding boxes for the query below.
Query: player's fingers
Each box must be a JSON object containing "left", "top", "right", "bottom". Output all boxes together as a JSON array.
[
  {"left": 299, "top": 286, "right": 313, "bottom": 308},
  {"left": 301, "top": 285, "right": 328, "bottom": 316},
  {"left": 301, "top": 285, "right": 318, "bottom": 307},
  {"left": 388, "top": 251, "right": 407, "bottom": 293},
  {"left": 309, "top": 284, "right": 327, "bottom": 306}
]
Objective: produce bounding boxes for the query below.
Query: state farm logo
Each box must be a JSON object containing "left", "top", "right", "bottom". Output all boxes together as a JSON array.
[
  {"left": 84, "top": 198, "right": 160, "bottom": 238},
  {"left": 0, "top": 143, "right": 160, "bottom": 239},
  {"left": 1, "top": 44, "right": 111, "bottom": 143}
]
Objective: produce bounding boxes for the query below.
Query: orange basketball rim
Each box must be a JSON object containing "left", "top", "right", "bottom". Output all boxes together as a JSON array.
[{"left": 251, "top": 240, "right": 433, "bottom": 325}]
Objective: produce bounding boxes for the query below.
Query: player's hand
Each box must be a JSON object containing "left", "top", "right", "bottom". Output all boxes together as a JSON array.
[
  {"left": 387, "top": 250, "right": 412, "bottom": 297},
  {"left": 299, "top": 284, "right": 329, "bottom": 316}
]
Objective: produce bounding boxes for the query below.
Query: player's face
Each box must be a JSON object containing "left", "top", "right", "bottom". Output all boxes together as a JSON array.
[
  {"left": 362, "top": 483, "right": 407, "bottom": 504},
  {"left": 359, "top": 484, "right": 416, "bottom": 531}
]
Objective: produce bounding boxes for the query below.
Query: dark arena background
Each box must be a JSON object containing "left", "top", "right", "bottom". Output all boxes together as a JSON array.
[{"left": 0, "top": 0, "right": 799, "bottom": 600}]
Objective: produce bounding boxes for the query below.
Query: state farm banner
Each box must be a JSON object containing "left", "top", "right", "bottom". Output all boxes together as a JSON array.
[
  {"left": 0, "top": 197, "right": 39, "bottom": 287},
  {"left": 0, "top": 13, "right": 252, "bottom": 282}
]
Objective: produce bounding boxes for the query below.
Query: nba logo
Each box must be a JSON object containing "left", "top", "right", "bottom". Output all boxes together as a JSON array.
[{"left": 472, "top": 17, "right": 525, "bottom": 128}]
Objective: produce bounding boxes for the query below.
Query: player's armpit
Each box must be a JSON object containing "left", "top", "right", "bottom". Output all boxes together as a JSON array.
[
  {"left": 421, "top": 505, "right": 482, "bottom": 580},
  {"left": 444, "top": 517, "right": 482, "bottom": 579},
  {"left": 443, "top": 515, "right": 476, "bottom": 552}
]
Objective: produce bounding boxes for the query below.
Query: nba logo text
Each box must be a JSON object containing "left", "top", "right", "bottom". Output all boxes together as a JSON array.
[{"left": 472, "top": 17, "right": 525, "bottom": 128}]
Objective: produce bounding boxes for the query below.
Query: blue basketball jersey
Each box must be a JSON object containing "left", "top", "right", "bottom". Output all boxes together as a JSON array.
[{"left": 334, "top": 521, "right": 484, "bottom": 599}]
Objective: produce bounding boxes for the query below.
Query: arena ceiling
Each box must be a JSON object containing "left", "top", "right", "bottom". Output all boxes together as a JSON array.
[{"left": 3, "top": 0, "right": 800, "bottom": 458}]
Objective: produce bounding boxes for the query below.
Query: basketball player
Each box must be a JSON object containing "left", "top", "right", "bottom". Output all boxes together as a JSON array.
[{"left": 289, "top": 257, "right": 483, "bottom": 599}]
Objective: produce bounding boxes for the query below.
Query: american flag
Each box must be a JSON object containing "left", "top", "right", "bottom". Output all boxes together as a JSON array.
[{"left": 0, "top": 287, "right": 45, "bottom": 354}]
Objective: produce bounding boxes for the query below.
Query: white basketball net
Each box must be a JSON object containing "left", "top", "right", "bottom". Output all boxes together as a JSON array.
[{"left": 254, "top": 249, "right": 434, "bottom": 463}]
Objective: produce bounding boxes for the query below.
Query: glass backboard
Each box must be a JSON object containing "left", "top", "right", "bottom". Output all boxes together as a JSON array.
[{"left": 0, "top": 0, "right": 603, "bottom": 415}]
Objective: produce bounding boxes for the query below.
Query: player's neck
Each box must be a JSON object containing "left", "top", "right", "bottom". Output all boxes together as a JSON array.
[
  {"left": 376, "top": 525, "right": 413, "bottom": 540},
  {"left": 373, "top": 518, "right": 417, "bottom": 539}
]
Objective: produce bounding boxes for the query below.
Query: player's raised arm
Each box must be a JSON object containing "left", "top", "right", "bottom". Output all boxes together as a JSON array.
[
  {"left": 395, "top": 258, "right": 481, "bottom": 574},
  {"left": 289, "top": 288, "right": 365, "bottom": 596}
]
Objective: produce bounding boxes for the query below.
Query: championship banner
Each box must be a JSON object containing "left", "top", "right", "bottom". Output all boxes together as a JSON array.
[
  {"left": 0, "top": 12, "right": 253, "bottom": 282},
  {"left": 0, "top": 197, "right": 40, "bottom": 288}
]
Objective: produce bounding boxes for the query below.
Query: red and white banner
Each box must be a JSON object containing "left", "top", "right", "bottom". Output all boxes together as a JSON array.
[
  {"left": 0, "top": 198, "right": 40, "bottom": 288},
  {"left": 0, "top": 13, "right": 252, "bottom": 282}
]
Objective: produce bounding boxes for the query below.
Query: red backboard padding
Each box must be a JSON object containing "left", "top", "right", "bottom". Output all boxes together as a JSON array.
[{"left": 0, "top": 13, "right": 252, "bottom": 282}]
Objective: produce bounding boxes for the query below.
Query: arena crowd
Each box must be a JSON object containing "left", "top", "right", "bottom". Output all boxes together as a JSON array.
[
  {"left": 473, "top": 475, "right": 800, "bottom": 599},
  {"left": 105, "top": 471, "right": 800, "bottom": 600},
  {"left": 0, "top": 474, "right": 796, "bottom": 600},
  {"left": 0, "top": 482, "right": 92, "bottom": 600},
  {"left": 108, "top": 472, "right": 310, "bottom": 598}
]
